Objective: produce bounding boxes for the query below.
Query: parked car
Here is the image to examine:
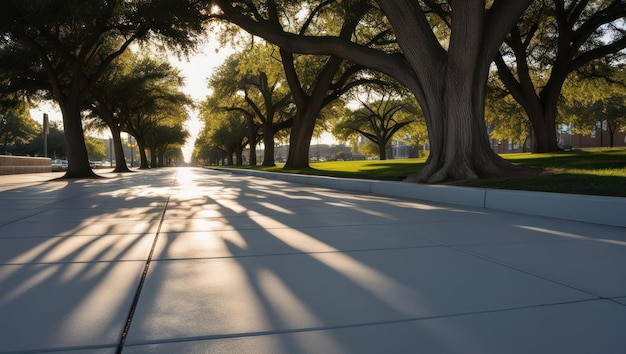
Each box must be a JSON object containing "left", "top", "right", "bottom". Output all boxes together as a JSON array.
[
  {"left": 89, "top": 160, "right": 104, "bottom": 169},
  {"left": 51, "top": 159, "right": 68, "bottom": 171}
]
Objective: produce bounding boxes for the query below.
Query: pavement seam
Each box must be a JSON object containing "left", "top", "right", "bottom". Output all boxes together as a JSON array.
[
  {"left": 120, "top": 298, "right": 608, "bottom": 349},
  {"left": 412, "top": 234, "right": 613, "bottom": 301},
  {"left": 115, "top": 184, "right": 173, "bottom": 354},
  {"left": 0, "top": 209, "right": 49, "bottom": 228},
  {"left": 386, "top": 222, "right": 620, "bottom": 300},
  {"left": 150, "top": 244, "right": 442, "bottom": 262},
  {"left": 0, "top": 177, "right": 130, "bottom": 229}
]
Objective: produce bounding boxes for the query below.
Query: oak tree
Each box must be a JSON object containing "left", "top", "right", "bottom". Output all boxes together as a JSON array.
[
  {"left": 495, "top": 0, "right": 626, "bottom": 152},
  {"left": 214, "top": 0, "right": 532, "bottom": 182}
]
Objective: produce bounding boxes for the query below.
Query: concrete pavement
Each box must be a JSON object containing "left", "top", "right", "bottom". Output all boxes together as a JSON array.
[{"left": 0, "top": 167, "right": 625, "bottom": 353}]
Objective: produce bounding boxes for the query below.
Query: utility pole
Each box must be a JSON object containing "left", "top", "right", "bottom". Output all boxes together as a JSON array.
[{"left": 43, "top": 113, "right": 49, "bottom": 157}]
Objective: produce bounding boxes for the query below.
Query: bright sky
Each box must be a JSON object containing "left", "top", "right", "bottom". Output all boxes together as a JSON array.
[{"left": 168, "top": 41, "right": 236, "bottom": 161}]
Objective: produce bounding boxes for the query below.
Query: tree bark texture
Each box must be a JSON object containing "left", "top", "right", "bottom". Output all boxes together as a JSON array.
[
  {"left": 285, "top": 110, "right": 317, "bottom": 168},
  {"left": 378, "top": 0, "right": 530, "bottom": 182}
]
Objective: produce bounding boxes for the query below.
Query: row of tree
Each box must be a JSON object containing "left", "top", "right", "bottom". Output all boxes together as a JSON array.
[
  {"left": 0, "top": 58, "right": 189, "bottom": 166},
  {"left": 84, "top": 52, "right": 191, "bottom": 170},
  {"left": 0, "top": 0, "right": 205, "bottom": 177},
  {"left": 193, "top": 43, "right": 428, "bottom": 166},
  {"left": 195, "top": 35, "right": 626, "bottom": 166},
  {"left": 2, "top": 1, "right": 624, "bottom": 182},
  {"left": 211, "top": 0, "right": 626, "bottom": 182},
  {"left": 0, "top": 105, "right": 107, "bottom": 160}
]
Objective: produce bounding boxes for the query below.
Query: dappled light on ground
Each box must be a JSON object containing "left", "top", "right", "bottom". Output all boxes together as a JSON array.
[
  {"left": 246, "top": 210, "right": 424, "bottom": 315},
  {"left": 516, "top": 225, "right": 626, "bottom": 247},
  {"left": 2, "top": 167, "right": 625, "bottom": 353}
]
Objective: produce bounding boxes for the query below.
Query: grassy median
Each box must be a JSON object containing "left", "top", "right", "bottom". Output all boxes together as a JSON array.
[{"left": 221, "top": 148, "right": 626, "bottom": 197}]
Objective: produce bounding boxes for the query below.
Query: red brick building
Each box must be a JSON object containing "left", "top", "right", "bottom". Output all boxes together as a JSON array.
[{"left": 491, "top": 129, "right": 626, "bottom": 154}]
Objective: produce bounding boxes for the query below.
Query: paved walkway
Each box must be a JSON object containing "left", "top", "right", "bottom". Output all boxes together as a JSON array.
[{"left": 1, "top": 167, "right": 625, "bottom": 353}]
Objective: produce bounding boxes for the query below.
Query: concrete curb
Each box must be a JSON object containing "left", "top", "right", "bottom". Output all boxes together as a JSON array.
[{"left": 219, "top": 168, "right": 626, "bottom": 228}]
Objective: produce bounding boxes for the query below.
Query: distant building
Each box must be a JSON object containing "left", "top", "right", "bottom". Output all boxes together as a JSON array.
[{"left": 490, "top": 128, "right": 626, "bottom": 154}]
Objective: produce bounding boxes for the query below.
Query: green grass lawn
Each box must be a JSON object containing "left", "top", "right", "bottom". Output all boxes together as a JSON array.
[{"left": 220, "top": 148, "right": 626, "bottom": 197}]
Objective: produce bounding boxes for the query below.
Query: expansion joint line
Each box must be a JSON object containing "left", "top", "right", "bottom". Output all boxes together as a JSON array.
[{"left": 116, "top": 184, "right": 174, "bottom": 354}]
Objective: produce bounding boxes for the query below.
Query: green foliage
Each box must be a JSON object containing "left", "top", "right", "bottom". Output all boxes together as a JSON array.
[
  {"left": 122, "top": 56, "right": 192, "bottom": 149},
  {"left": 206, "top": 42, "right": 291, "bottom": 125},
  {"left": 0, "top": 0, "right": 208, "bottom": 99},
  {"left": 0, "top": 100, "right": 39, "bottom": 153},
  {"left": 197, "top": 107, "right": 249, "bottom": 164},
  {"left": 24, "top": 121, "right": 65, "bottom": 158},
  {"left": 358, "top": 140, "right": 379, "bottom": 158},
  {"left": 85, "top": 136, "right": 106, "bottom": 160},
  {"left": 486, "top": 74, "right": 532, "bottom": 149},
  {"left": 335, "top": 150, "right": 349, "bottom": 160},
  {"left": 495, "top": 0, "right": 626, "bottom": 152},
  {"left": 561, "top": 65, "right": 626, "bottom": 139},
  {"left": 203, "top": 41, "right": 294, "bottom": 165}
]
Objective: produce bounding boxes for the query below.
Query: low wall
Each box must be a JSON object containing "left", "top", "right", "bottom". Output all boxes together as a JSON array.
[{"left": 0, "top": 156, "right": 51, "bottom": 175}]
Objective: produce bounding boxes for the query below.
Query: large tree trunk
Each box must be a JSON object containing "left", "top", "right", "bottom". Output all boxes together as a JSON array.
[
  {"left": 235, "top": 145, "right": 244, "bottom": 165},
  {"left": 60, "top": 101, "right": 98, "bottom": 178},
  {"left": 226, "top": 146, "right": 234, "bottom": 165},
  {"left": 247, "top": 118, "right": 258, "bottom": 165},
  {"left": 285, "top": 109, "right": 316, "bottom": 168},
  {"left": 530, "top": 114, "right": 561, "bottom": 152},
  {"left": 137, "top": 142, "right": 149, "bottom": 169},
  {"left": 158, "top": 148, "right": 166, "bottom": 167},
  {"left": 496, "top": 54, "right": 562, "bottom": 153},
  {"left": 281, "top": 51, "right": 344, "bottom": 170},
  {"left": 378, "top": 139, "right": 388, "bottom": 160},
  {"left": 150, "top": 146, "right": 158, "bottom": 168},
  {"left": 608, "top": 122, "right": 616, "bottom": 148},
  {"left": 261, "top": 125, "right": 275, "bottom": 167},
  {"left": 392, "top": 1, "right": 523, "bottom": 182},
  {"left": 109, "top": 123, "right": 132, "bottom": 173},
  {"left": 248, "top": 141, "right": 257, "bottom": 165}
]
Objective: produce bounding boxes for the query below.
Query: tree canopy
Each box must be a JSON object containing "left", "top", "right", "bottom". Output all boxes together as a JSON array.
[
  {"left": 0, "top": 0, "right": 209, "bottom": 177},
  {"left": 0, "top": 99, "right": 39, "bottom": 155},
  {"left": 213, "top": 0, "right": 532, "bottom": 182},
  {"left": 495, "top": 0, "right": 626, "bottom": 152}
]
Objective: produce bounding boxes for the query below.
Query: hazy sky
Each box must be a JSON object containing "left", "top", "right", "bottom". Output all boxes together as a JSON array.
[{"left": 168, "top": 42, "right": 235, "bottom": 160}]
